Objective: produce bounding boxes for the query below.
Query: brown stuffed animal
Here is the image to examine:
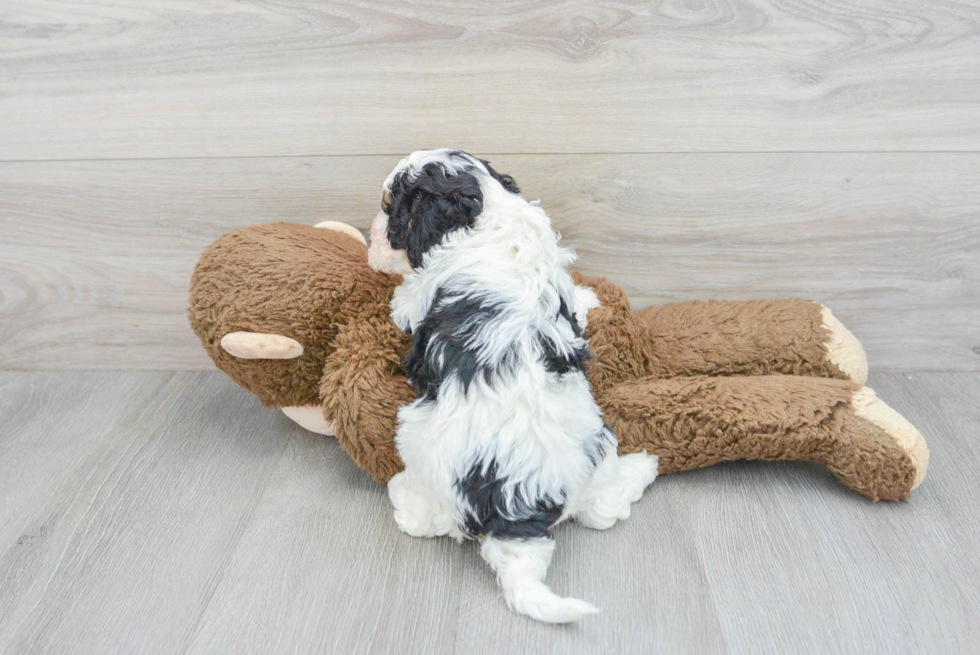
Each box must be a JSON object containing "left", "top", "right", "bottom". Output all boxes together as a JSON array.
[{"left": 188, "top": 222, "right": 928, "bottom": 501}]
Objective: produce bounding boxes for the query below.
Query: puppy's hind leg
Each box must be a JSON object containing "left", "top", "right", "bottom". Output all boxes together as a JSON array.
[
  {"left": 575, "top": 449, "right": 658, "bottom": 531},
  {"left": 480, "top": 536, "right": 598, "bottom": 623},
  {"left": 388, "top": 470, "right": 456, "bottom": 538}
]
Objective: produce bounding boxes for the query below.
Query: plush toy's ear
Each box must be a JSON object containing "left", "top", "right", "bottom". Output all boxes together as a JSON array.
[
  {"left": 220, "top": 332, "right": 304, "bottom": 359},
  {"left": 314, "top": 221, "right": 367, "bottom": 246},
  {"left": 385, "top": 162, "right": 484, "bottom": 268}
]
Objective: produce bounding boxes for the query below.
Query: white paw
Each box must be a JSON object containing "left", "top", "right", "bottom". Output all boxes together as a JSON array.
[
  {"left": 388, "top": 472, "right": 454, "bottom": 538},
  {"left": 618, "top": 452, "right": 660, "bottom": 501},
  {"left": 576, "top": 453, "right": 658, "bottom": 531},
  {"left": 575, "top": 504, "right": 623, "bottom": 531}
]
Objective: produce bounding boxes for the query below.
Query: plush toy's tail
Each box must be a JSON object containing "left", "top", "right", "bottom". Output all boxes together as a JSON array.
[{"left": 480, "top": 537, "right": 598, "bottom": 623}]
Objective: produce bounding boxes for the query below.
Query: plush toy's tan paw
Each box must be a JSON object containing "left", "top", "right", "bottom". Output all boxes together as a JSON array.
[
  {"left": 281, "top": 405, "right": 337, "bottom": 436},
  {"left": 852, "top": 387, "right": 929, "bottom": 490},
  {"left": 220, "top": 332, "right": 304, "bottom": 359},
  {"left": 313, "top": 220, "right": 367, "bottom": 246},
  {"left": 820, "top": 306, "right": 868, "bottom": 385}
]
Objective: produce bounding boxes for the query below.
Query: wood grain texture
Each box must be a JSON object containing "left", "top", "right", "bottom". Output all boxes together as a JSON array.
[
  {"left": 451, "top": 476, "right": 729, "bottom": 655},
  {"left": 187, "top": 434, "right": 727, "bottom": 655},
  {"left": 0, "top": 372, "right": 292, "bottom": 655},
  {"left": 0, "top": 371, "right": 170, "bottom": 549},
  {"left": 0, "top": 371, "right": 976, "bottom": 653},
  {"left": 184, "top": 429, "right": 469, "bottom": 655},
  {"left": 2, "top": 153, "right": 977, "bottom": 370},
  {"left": 2, "top": 0, "right": 979, "bottom": 160},
  {"left": 679, "top": 371, "right": 980, "bottom": 654}
]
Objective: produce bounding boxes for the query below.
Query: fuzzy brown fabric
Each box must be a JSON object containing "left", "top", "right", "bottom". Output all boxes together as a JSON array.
[
  {"left": 635, "top": 299, "right": 845, "bottom": 380},
  {"left": 189, "top": 223, "right": 400, "bottom": 409},
  {"left": 570, "top": 273, "right": 649, "bottom": 397},
  {"left": 319, "top": 314, "right": 413, "bottom": 482},
  {"left": 600, "top": 375, "right": 914, "bottom": 501},
  {"left": 573, "top": 272, "right": 845, "bottom": 384},
  {"left": 188, "top": 223, "right": 926, "bottom": 501}
]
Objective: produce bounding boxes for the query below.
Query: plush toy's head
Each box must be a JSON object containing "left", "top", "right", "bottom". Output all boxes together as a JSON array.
[{"left": 188, "top": 222, "right": 401, "bottom": 409}]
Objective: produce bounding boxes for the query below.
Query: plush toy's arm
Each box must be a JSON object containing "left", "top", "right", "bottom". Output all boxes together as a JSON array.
[
  {"left": 570, "top": 274, "right": 650, "bottom": 396},
  {"left": 319, "top": 315, "right": 413, "bottom": 484},
  {"left": 598, "top": 374, "right": 928, "bottom": 501}
]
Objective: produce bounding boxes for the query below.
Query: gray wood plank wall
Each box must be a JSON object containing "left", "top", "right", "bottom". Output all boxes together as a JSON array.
[{"left": 2, "top": 1, "right": 978, "bottom": 371}]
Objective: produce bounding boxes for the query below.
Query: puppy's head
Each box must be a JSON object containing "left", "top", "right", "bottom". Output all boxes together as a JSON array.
[{"left": 367, "top": 149, "right": 520, "bottom": 274}]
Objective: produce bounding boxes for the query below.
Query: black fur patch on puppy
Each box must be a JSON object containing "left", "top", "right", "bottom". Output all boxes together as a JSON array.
[
  {"left": 558, "top": 297, "right": 583, "bottom": 338},
  {"left": 584, "top": 423, "right": 616, "bottom": 467},
  {"left": 456, "top": 459, "right": 564, "bottom": 540},
  {"left": 539, "top": 296, "right": 593, "bottom": 375},
  {"left": 403, "top": 289, "right": 516, "bottom": 402},
  {"left": 479, "top": 158, "right": 521, "bottom": 195},
  {"left": 385, "top": 162, "right": 484, "bottom": 268},
  {"left": 539, "top": 337, "right": 592, "bottom": 376}
]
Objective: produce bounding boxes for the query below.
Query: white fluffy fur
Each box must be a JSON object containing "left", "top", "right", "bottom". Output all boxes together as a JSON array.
[
  {"left": 379, "top": 149, "right": 658, "bottom": 623},
  {"left": 480, "top": 537, "right": 598, "bottom": 623}
]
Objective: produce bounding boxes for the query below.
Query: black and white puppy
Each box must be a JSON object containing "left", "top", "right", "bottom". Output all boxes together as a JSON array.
[{"left": 367, "top": 149, "right": 658, "bottom": 623}]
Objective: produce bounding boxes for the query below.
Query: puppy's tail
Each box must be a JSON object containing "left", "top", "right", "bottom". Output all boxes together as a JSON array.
[{"left": 480, "top": 536, "right": 599, "bottom": 623}]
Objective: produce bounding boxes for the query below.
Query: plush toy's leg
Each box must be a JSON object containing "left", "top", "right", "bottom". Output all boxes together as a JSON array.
[
  {"left": 631, "top": 299, "right": 868, "bottom": 384},
  {"left": 570, "top": 274, "right": 867, "bottom": 393},
  {"left": 599, "top": 375, "right": 928, "bottom": 501},
  {"left": 281, "top": 405, "right": 336, "bottom": 436},
  {"left": 575, "top": 451, "right": 659, "bottom": 530},
  {"left": 387, "top": 470, "right": 457, "bottom": 538}
]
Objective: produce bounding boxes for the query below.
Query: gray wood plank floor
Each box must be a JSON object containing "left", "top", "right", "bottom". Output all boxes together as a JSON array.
[{"left": 0, "top": 370, "right": 975, "bottom": 654}]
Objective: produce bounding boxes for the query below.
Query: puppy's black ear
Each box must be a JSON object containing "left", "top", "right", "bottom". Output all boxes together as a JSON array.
[
  {"left": 387, "top": 163, "right": 484, "bottom": 268},
  {"left": 479, "top": 159, "right": 521, "bottom": 195}
]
